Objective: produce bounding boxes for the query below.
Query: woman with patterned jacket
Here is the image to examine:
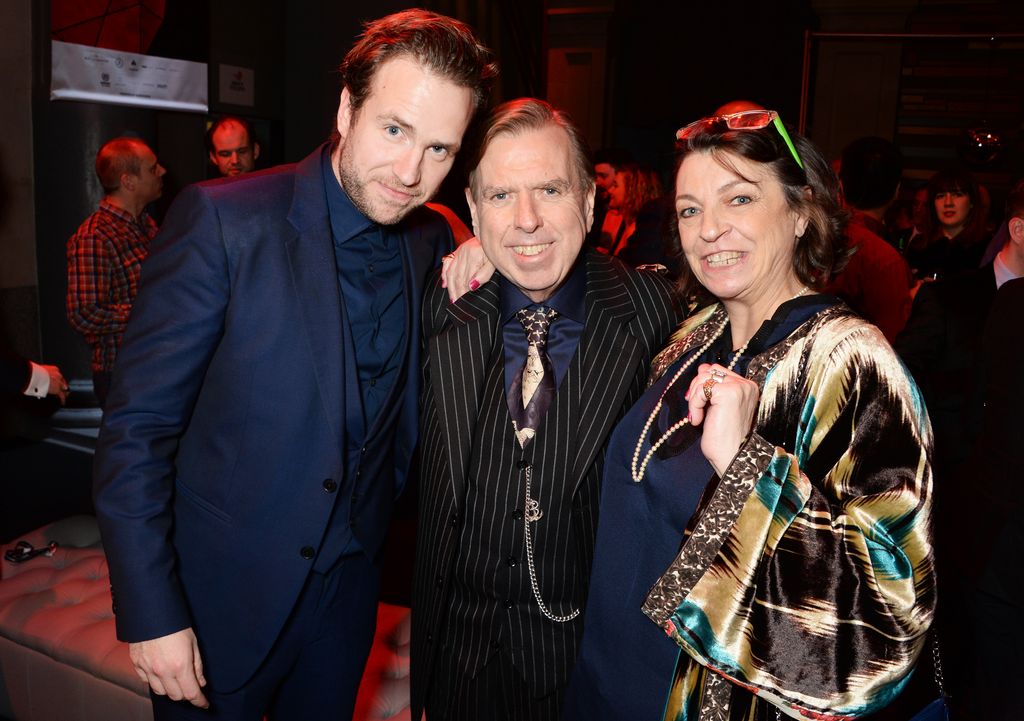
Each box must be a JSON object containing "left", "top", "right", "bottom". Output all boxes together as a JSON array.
[{"left": 563, "top": 110, "right": 935, "bottom": 721}]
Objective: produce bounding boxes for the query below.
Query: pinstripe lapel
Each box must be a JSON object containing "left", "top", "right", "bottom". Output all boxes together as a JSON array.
[
  {"left": 571, "top": 252, "right": 644, "bottom": 487},
  {"left": 428, "top": 279, "right": 501, "bottom": 508}
]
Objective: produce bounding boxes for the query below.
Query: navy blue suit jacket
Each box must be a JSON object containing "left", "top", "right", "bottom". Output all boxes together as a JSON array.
[{"left": 93, "top": 145, "right": 451, "bottom": 691}]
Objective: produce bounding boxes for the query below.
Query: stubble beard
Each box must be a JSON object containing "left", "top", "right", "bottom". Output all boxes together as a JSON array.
[{"left": 336, "top": 142, "right": 420, "bottom": 226}]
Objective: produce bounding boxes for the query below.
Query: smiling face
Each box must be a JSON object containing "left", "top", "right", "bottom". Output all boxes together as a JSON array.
[
  {"left": 675, "top": 150, "right": 808, "bottom": 320},
  {"left": 333, "top": 56, "right": 474, "bottom": 225},
  {"left": 933, "top": 189, "right": 972, "bottom": 236},
  {"left": 467, "top": 123, "right": 595, "bottom": 303}
]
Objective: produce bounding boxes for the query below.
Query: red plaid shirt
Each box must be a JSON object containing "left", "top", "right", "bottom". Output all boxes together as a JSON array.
[{"left": 66, "top": 198, "right": 158, "bottom": 372}]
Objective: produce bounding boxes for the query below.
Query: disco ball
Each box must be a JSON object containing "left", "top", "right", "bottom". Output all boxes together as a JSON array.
[{"left": 959, "top": 126, "right": 1005, "bottom": 166}]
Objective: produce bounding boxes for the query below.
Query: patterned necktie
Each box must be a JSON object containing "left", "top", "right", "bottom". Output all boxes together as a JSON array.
[{"left": 509, "top": 306, "right": 559, "bottom": 447}]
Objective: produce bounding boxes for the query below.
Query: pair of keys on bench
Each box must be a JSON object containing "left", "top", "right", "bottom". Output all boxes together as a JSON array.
[{"left": 4, "top": 540, "right": 59, "bottom": 564}]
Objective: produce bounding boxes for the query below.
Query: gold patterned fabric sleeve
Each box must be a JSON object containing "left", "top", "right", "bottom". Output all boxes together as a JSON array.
[{"left": 643, "top": 310, "right": 936, "bottom": 721}]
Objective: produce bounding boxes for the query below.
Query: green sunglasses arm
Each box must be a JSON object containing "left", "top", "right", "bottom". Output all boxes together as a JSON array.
[{"left": 772, "top": 116, "right": 805, "bottom": 169}]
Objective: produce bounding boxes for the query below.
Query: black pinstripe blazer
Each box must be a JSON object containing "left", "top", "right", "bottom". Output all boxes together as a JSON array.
[{"left": 411, "top": 250, "right": 681, "bottom": 714}]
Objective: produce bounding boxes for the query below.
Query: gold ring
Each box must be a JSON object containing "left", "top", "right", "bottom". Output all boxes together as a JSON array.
[
  {"left": 702, "top": 377, "right": 715, "bottom": 402},
  {"left": 711, "top": 369, "right": 726, "bottom": 379}
]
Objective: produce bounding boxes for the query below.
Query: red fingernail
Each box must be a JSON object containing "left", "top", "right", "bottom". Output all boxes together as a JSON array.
[{"left": 469, "top": 279, "right": 480, "bottom": 291}]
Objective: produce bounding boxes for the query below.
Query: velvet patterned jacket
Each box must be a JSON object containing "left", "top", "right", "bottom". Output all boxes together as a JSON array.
[{"left": 642, "top": 302, "right": 936, "bottom": 721}]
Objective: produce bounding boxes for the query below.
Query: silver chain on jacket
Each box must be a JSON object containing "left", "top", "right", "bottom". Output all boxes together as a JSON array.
[{"left": 522, "top": 464, "right": 579, "bottom": 623}]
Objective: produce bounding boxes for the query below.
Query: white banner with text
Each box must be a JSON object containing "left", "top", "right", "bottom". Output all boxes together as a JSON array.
[{"left": 51, "top": 40, "right": 208, "bottom": 113}]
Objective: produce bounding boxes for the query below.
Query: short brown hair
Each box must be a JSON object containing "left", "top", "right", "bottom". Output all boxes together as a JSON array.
[
  {"left": 466, "top": 98, "right": 594, "bottom": 198},
  {"left": 95, "top": 138, "right": 147, "bottom": 194},
  {"left": 671, "top": 115, "right": 849, "bottom": 295},
  {"left": 340, "top": 9, "right": 497, "bottom": 116}
]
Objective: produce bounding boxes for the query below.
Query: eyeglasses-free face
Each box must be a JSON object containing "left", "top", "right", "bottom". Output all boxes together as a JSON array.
[{"left": 675, "top": 109, "right": 804, "bottom": 170}]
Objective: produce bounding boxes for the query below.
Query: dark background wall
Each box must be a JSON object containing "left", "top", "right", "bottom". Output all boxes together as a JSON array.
[{"left": 2, "top": 0, "right": 1023, "bottom": 388}]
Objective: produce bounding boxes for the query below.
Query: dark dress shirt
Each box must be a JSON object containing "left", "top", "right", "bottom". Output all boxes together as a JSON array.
[
  {"left": 319, "top": 147, "right": 406, "bottom": 565},
  {"left": 500, "top": 257, "right": 586, "bottom": 397}
]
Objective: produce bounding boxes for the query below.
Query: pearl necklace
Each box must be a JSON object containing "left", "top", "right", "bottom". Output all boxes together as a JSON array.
[
  {"left": 630, "top": 319, "right": 746, "bottom": 483},
  {"left": 631, "top": 287, "right": 809, "bottom": 484}
]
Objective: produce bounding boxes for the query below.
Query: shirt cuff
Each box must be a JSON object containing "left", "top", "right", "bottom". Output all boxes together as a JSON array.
[{"left": 24, "top": 362, "right": 50, "bottom": 398}]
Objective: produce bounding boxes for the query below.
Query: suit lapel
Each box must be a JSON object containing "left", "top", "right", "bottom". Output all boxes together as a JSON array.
[
  {"left": 284, "top": 148, "right": 345, "bottom": 448},
  {"left": 571, "top": 252, "right": 644, "bottom": 487},
  {"left": 429, "top": 279, "right": 501, "bottom": 508}
]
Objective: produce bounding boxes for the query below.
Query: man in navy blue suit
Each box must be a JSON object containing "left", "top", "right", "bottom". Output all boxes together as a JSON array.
[{"left": 92, "top": 10, "right": 496, "bottom": 720}]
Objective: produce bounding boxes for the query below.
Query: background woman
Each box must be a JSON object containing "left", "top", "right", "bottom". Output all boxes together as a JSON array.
[
  {"left": 906, "top": 167, "right": 989, "bottom": 279},
  {"left": 605, "top": 162, "right": 662, "bottom": 256},
  {"left": 564, "top": 110, "right": 935, "bottom": 720}
]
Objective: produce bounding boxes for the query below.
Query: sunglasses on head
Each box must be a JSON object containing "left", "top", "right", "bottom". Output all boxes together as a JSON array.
[{"left": 675, "top": 109, "right": 804, "bottom": 170}]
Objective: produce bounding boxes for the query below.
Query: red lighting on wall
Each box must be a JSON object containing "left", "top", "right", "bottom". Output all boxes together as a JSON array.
[{"left": 51, "top": 0, "right": 166, "bottom": 54}]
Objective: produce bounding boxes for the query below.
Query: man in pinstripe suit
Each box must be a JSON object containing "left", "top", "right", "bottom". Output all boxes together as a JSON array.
[{"left": 411, "top": 99, "right": 682, "bottom": 720}]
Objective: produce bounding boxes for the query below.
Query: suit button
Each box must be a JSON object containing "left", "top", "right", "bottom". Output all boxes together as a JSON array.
[
  {"left": 322, "top": 479, "right": 337, "bottom": 493},
  {"left": 427, "top": 633, "right": 434, "bottom": 644},
  {"left": 517, "top": 460, "right": 530, "bottom": 470},
  {"left": 300, "top": 546, "right": 315, "bottom": 560},
  {"left": 361, "top": 446, "right": 367, "bottom": 454},
  {"left": 503, "top": 599, "right": 514, "bottom": 609},
  {"left": 449, "top": 513, "right": 460, "bottom": 527},
  {"left": 435, "top": 575, "right": 444, "bottom": 588},
  {"left": 506, "top": 556, "right": 518, "bottom": 567},
  {"left": 355, "top": 468, "right": 361, "bottom": 479},
  {"left": 511, "top": 508, "right": 523, "bottom": 520}
]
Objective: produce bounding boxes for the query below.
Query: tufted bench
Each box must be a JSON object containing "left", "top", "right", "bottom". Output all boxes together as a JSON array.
[{"left": 0, "top": 517, "right": 412, "bottom": 721}]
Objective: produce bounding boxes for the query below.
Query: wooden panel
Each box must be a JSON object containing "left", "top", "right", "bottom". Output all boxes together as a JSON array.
[{"left": 810, "top": 40, "right": 903, "bottom": 161}]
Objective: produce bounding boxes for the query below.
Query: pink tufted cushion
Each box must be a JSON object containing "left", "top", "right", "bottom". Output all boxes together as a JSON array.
[
  {"left": 0, "top": 517, "right": 412, "bottom": 721},
  {"left": 0, "top": 519, "right": 146, "bottom": 698}
]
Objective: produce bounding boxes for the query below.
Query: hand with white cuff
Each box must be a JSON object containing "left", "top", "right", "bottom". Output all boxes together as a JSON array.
[{"left": 25, "top": 362, "right": 69, "bottom": 404}]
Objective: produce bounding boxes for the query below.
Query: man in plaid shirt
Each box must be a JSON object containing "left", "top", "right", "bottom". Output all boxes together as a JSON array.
[{"left": 66, "top": 137, "right": 165, "bottom": 406}]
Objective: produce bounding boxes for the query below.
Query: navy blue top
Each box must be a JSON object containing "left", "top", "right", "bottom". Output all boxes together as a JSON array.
[
  {"left": 318, "top": 147, "right": 406, "bottom": 565},
  {"left": 563, "top": 294, "right": 836, "bottom": 721},
  {"left": 323, "top": 147, "right": 406, "bottom": 429},
  {"left": 500, "top": 257, "right": 586, "bottom": 395}
]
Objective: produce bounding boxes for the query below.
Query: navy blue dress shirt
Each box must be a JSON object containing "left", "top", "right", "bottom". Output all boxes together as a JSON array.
[
  {"left": 500, "top": 257, "right": 587, "bottom": 401},
  {"left": 318, "top": 147, "right": 406, "bottom": 565},
  {"left": 322, "top": 148, "right": 406, "bottom": 430}
]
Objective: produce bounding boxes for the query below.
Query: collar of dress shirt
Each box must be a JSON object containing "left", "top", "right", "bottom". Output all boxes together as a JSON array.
[
  {"left": 321, "top": 144, "right": 374, "bottom": 245},
  {"left": 499, "top": 254, "right": 587, "bottom": 325},
  {"left": 993, "top": 251, "right": 1021, "bottom": 289}
]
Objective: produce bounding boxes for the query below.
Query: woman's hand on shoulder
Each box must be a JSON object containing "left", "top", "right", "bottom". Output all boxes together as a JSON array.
[
  {"left": 686, "top": 362, "right": 760, "bottom": 476},
  {"left": 441, "top": 237, "right": 495, "bottom": 303}
]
